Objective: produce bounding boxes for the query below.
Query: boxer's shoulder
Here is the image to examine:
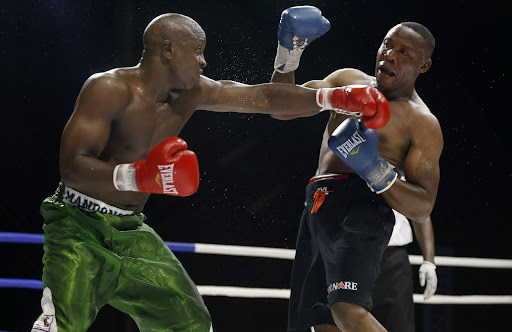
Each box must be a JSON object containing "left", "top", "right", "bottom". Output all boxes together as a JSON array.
[
  {"left": 407, "top": 97, "right": 439, "bottom": 129},
  {"left": 324, "top": 68, "right": 373, "bottom": 87},
  {"left": 79, "top": 69, "right": 133, "bottom": 105}
]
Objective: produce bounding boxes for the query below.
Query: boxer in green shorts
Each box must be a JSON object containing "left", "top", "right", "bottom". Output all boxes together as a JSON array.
[
  {"left": 33, "top": 184, "right": 210, "bottom": 332},
  {"left": 31, "top": 11, "right": 330, "bottom": 332}
]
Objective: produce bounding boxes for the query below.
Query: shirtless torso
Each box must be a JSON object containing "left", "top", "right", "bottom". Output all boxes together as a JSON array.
[{"left": 315, "top": 69, "right": 434, "bottom": 179}]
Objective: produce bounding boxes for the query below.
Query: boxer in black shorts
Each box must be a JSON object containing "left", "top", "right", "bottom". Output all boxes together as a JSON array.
[
  {"left": 270, "top": 6, "right": 442, "bottom": 332},
  {"left": 289, "top": 174, "right": 395, "bottom": 329}
]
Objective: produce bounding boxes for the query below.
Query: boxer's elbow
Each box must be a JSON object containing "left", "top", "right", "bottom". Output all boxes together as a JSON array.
[
  {"left": 410, "top": 212, "right": 431, "bottom": 224},
  {"left": 270, "top": 113, "right": 300, "bottom": 120},
  {"left": 59, "top": 155, "right": 90, "bottom": 188},
  {"left": 60, "top": 159, "right": 80, "bottom": 187},
  {"left": 408, "top": 201, "right": 434, "bottom": 223}
]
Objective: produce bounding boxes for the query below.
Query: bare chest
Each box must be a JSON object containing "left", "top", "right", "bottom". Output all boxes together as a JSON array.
[
  {"left": 323, "top": 108, "right": 412, "bottom": 174},
  {"left": 105, "top": 97, "right": 196, "bottom": 163},
  {"left": 376, "top": 118, "right": 411, "bottom": 172}
]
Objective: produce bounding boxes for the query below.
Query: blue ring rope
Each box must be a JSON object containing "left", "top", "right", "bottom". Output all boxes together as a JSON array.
[
  {"left": 0, "top": 232, "right": 196, "bottom": 289},
  {"left": 0, "top": 278, "right": 43, "bottom": 289},
  {"left": 0, "top": 232, "right": 43, "bottom": 244},
  {"left": 0, "top": 232, "right": 196, "bottom": 252}
]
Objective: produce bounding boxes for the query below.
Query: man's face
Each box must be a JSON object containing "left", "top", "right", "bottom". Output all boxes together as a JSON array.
[
  {"left": 172, "top": 32, "right": 207, "bottom": 89},
  {"left": 375, "top": 25, "right": 430, "bottom": 93}
]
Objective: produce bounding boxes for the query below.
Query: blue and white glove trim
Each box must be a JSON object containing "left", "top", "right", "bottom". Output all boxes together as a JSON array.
[
  {"left": 274, "top": 36, "right": 308, "bottom": 73},
  {"left": 363, "top": 158, "right": 398, "bottom": 194}
]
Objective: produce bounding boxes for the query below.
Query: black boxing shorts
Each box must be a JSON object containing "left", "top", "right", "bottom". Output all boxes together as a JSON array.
[{"left": 287, "top": 174, "right": 395, "bottom": 331}]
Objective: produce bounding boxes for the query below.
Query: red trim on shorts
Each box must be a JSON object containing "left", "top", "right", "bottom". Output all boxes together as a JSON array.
[{"left": 309, "top": 174, "right": 351, "bottom": 184}]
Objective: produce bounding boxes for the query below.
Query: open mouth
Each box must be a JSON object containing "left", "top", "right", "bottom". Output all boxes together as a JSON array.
[{"left": 379, "top": 67, "right": 395, "bottom": 77}]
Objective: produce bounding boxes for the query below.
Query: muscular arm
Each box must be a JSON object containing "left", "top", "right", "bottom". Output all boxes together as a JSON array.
[
  {"left": 195, "top": 76, "right": 320, "bottom": 116},
  {"left": 269, "top": 68, "right": 368, "bottom": 120},
  {"left": 411, "top": 216, "right": 435, "bottom": 264},
  {"left": 59, "top": 74, "right": 129, "bottom": 193},
  {"left": 383, "top": 113, "right": 443, "bottom": 221}
]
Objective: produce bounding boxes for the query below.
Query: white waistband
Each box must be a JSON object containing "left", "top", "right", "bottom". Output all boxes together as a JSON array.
[{"left": 62, "top": 186, "right": 135, "bottom": 216}]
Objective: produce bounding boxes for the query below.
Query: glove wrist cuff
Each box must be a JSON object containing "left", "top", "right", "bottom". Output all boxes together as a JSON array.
[
  {"left": 274, "top": 40, "right": 306, "bottom": 73},
  {"left": 316, "top": 88, "right": 336, "bottom": 112},
  {"left": 113, "top": 163, "right": 139, "bottom": 192},
  {"left": 362, "top": 158, "right": 398, "bottom": 194},
  {"left": 422, "top": 260, "right": 437, "bottom": 269},
  {"left": 317, "top": 88, "right": 364, "bottom": 116}
]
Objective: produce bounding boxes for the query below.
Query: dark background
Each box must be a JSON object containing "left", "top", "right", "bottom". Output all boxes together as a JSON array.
[{"left": 1, "top": 0, "right": 510, "bottom": 331}]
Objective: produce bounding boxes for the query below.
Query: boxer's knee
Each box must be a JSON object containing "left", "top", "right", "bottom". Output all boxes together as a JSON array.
[{"left": 330, "top": 301, "right": 371, "bottom": 330}]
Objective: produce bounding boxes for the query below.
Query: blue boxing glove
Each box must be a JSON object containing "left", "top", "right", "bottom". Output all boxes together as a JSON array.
[
  {"left": 274, "top": 6, "right": 330, "bottom": 73},
  {"left": 328, "top": 117, "right": 398, "bottom": 194}
]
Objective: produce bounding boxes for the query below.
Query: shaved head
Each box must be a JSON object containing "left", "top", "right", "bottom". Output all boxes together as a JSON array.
[
  {"left": 143, "top": 13, "right": 205, "bottom": 55},
  {"left": 397, "top": 22, "right": 435, "bottom": 59}
]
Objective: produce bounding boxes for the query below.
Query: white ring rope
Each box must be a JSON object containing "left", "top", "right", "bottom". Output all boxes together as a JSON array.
[
  {"left": 4, "top": 232, "right": 511, "bottom": 268},
  {"left": 2, "top": 232, "right": 511, "bottom": 305},
  {"left": 408, "top": 255, "right": 512, "bottom": 269},
  {"left": 195, "top": 243, "right": 296, "bottom": 260},
  {"left": 196, "top": 242, "right": 512, "bottom": 269},
  {"left": 412, "top": 294, "right": 512, "bottom": 305},
  {"left": 197, "top": 286, "right": 290, "bottom": 299},
  {"left": 195, "top": 286, "right": 512, "bottom": 305},
  {"left": 196, "top": 243, "right": 512, "bottom": 304}
]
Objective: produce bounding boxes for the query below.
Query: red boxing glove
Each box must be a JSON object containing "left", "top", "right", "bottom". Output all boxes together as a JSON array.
[
  {"left": 316, "top": 85, "right": 391, "bottom": 129},
  {"left": 114, "top": 137, "right": 199, "bottom": 196}
]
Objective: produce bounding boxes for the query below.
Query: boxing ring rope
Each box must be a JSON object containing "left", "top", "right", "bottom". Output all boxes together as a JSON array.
[{"left": 2, "top": 232, "right": 512, "bottom": 305}]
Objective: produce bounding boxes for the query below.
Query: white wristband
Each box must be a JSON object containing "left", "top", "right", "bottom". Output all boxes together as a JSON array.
[
  {"left": 316, "top": 88, "right": 363, "bottom": 116},
  {"left": 274, "top": 37, "right": 307, "bottom": 73},
  {"left": 316, "top": 88, "right": 332, "bottom": 111},
  {"left": 113, "top": 164, "right": 138, "bottom": 192},
  {"left": 422, "top": 260, "right": 437, "bottom": 269}
]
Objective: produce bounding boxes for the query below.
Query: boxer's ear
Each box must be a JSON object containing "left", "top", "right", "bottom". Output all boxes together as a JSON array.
[
  {"left": 419, "top": 58, "right": 432, "bottom": 74},
  {"left": 162, "top": 39, "right": 172, "bottom": 60}
]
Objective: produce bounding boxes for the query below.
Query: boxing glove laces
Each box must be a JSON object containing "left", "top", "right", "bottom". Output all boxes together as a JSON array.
[{"left": 317, "top": 85, "right": 391, "bottom": 129}]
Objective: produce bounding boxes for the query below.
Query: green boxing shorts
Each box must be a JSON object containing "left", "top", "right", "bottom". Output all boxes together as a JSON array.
[{"left": 32, "top": 183, "right": 211, "bottom": 332}]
